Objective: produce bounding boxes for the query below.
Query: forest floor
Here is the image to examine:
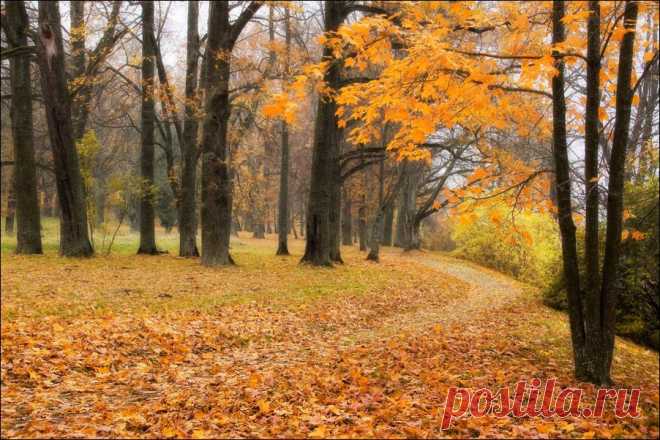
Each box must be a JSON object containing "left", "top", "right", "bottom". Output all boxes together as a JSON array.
[{"left": 1, "top": 220, "right": 658, "bottom": 438}]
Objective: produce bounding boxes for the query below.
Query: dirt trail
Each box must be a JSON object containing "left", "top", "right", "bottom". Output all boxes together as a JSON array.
[
  {"left": 412, "top": 253, "right": 528, "bottom": 321},
  {"left": 342, "top": 251, "right": 529, "bottom": 344}
]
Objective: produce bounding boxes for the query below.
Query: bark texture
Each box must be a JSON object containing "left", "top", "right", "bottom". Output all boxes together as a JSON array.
[
  {"left": 301, "top": 1, "right": 344, "bottom": 265},
  {"left": 179, "top": 0, "right": 200, "bottom": 257},
  {"left": 137, "top": 0, "right": 158, "bottom": 255},
  {"left": 6, "top": 0, "right": 42, "bottom": 254},
  {"left": 37, "top": 1, "right": 93, "bottom": 257},
  {"left": 551, "top": 0, "right": 587, "bottom": 380},
  {"left": 597, "top": 0, "right": 638, "bottom": 384},
  {"left": 200, "top": 1, "right": 262, "bottom": 266},
  {"left": 341, "top": 188, "right": 352, "bottom": 245}
]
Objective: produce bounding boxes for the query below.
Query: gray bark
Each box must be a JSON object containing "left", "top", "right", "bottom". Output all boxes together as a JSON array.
[
  {"left": 37, "top": 1, "right": 93, "bottom": 257},
  {"left": 6, "top": 0, "right": 42, "bottom": 253},
  {"left": 137, "top": 0, "right": 158, "bottom": 254},
  {"left": 178, "top": 0, "right": 200, "bottom": 257}
]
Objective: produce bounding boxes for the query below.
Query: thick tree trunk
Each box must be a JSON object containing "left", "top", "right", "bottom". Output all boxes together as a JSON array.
[
  {"left": 597, "top": 0, "right": 638, "bottom": 385},
  {"left": 407, "top": 219, "right": 422, "bottom": 251},
  {"left": 301, "top": 1, "right": 344, "bottom": 266},
  {"left": 341, "top": 187, "right": 352, "bottom": 245},
  {"left": 551, "top": 0, "right": 587, "bottom": 380},
  {"left": 395, "top": 161, "right": 421, "bottom": 250},
  {"left": 366, "top": 208, "right": 385, "bottom": 261},
  {"left": 137, "top": 1, "right": 158, "bottom": 255},
  {"left": 201, "top": 1, "right": 261, "bottom": 266},
  {"left": 201, "top": 47, "right": 233, "bottom": 264},
  {"left": 6, "top": 0, "right": 42, "bottom": 253},
  {"left": 37, "top": 1, "right": 93, "bottom": 257}
]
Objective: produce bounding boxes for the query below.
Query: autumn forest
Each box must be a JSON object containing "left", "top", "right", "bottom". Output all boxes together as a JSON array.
[{"left": 1, "top": 1, "right": 659, "bottom": 438}]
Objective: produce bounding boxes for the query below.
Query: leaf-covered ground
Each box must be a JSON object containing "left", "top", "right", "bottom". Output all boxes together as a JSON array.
[{"left": 1, "top": 230, "right": 658, "bottom": 438}]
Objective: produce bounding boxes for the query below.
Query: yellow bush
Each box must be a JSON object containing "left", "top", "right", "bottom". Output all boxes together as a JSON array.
[{"left": 450, "top": 206, "right": 561, "bottom": 287}]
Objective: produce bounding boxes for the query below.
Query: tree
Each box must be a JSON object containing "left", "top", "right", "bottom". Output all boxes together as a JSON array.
[
  {"left": 551, "top": 0, "right": 640, "bottom": 384},
  {"left": 300, "top": 1, "right": 346, "bottom": 266},
  {"left": 200, "top": 1, "right": 262, "bottom": 266},
  {"left": 179, "top": 0, "right": 201, "bottom": 257},
  {"left": 5, "top": 0, "right": 42, "bottom": 254},
  {"left": 597, "top": 0, "right": 639, "bottom": 384},
  {"left": 366, "top": 163, "right": 405, "bottom": 261},
  {"left": 341, "top": 186, "right": 352, "bottom": 245},
  {"left": 137, "top": 0, "right": 158, "bottom": 255},
  {"left": 277, "top": 7, "right": 292, "bottom": 256},
  {"left": 70, "top": 1, "right": 124, "bottom": 141},
  {"left": 381, "top": 203, "right": 394, "bottom": 246},
  {"left": 36, "top": 0, "right": 93, "bottom": 257}
]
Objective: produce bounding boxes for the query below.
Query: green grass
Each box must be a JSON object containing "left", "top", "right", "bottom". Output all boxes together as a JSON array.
[
  {"left": 1, "top": 217, "right": 449, "bottom": 321},
  {"left": 1, "top": 217, "right": 183, "bottom": 255}
]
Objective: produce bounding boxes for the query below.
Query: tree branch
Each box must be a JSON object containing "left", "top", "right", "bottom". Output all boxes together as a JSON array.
[{"left": 228, "top": 1, "right": 263, "bottom": 48}]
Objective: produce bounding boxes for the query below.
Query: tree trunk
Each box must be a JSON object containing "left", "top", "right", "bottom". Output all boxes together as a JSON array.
[
  {"left": 6, "top": 0, "right": 42, "bottom": 253},
  {"left": 366, "top": 208, "right": 385, "bottom": 261},
  {"left": 253, "top": 221, "right": 265, "bottom": 239},
  {"left": 358, "top": 203, "right": 367, "bottom": 251},
  {"left": 409, "top": 220, "right": 422, "bottom": 250},
  {"left": 301, "top": 1, "right": 344, "bottom": 266},
  {"left": 299, "top": 196, "right": 305, "bottom": 238},
  {"left": 36, "top": 1, "right": 93, "bottom": 257},
  {"left": 329, "top": 167, "right": 343, "bottom": 262},
  {"left": 70, "top": 0, "right": 86, "bottom": 142},
  {"left": 276, "top": 8, "right": 291, "bottom": 255},
  {"left": 597, "top": 0, "right": 638, "bottom": 385},
  {"left": 201, "top": 7, "right": 233, "bottom": 266},
  {"left": 341, "top": 187, "right": 352, "bottom": 245},
  {"left": 551, "top": 0, "right": 587, "bottom": 380},
  {"left": 5, "top": 175, "right": 16, "bottom": 236},
  {"left": 200, "top": 1, "right": 261, "bottom": 266},
  {"left": 382, "top": 202, "right": 393, "bottom": 246},
  {"left": 137, "top": 0, "right": 158, "bottom": 255},
  {"left": 395, "top": 161, "right": 421, "bottom": 250},
  {"left": 583, "top": 0, "right": 602, "bottom": 383}
]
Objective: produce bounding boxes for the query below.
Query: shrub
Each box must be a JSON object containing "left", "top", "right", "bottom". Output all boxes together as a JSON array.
[{"left": 450, "top": 206, "right": 561, "bottom": 287}]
